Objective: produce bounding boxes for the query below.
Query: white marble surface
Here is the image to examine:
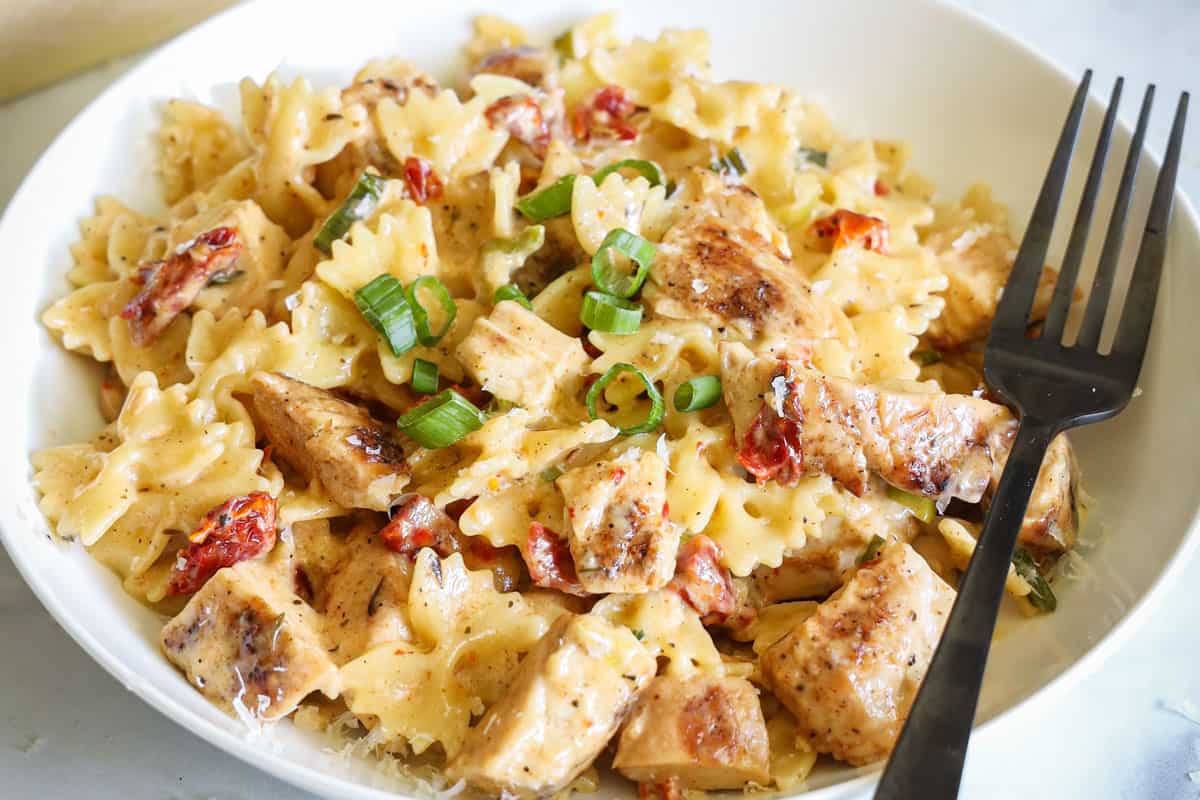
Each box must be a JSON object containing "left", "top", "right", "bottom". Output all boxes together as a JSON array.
[{"left": 2, "top": 1, "right": 1199, "bottom": 798}]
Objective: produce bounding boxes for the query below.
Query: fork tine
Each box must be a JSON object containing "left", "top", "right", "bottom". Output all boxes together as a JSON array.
[
  {"left": 1112, "top": 91, "right": 1189, "bottom": 360},
  {"left": 1041, "top": 78, "right": 1124, "bottom": 343},
  {"left": 1074, "top": 84, "right": 1156, "bottom": 350},
  {"left": 992, "top": 70, "right": 1092, "bottom": 334}
]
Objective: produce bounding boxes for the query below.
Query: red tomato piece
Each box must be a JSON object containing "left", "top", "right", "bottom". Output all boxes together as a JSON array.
[{"left": 167, "top": 492, "right": 277, "bottom": 595}]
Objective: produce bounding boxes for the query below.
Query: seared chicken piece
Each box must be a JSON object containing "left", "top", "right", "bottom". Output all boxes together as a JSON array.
[
  {"left": 723, "top": 347, "right": 1080, "bottom": 560},
  {"left": 613, "top": 675, "right": 771, "bottom": 789},
  {"left": 322, "top": 523, "right": 415, "bottom": 665},
  {"left": 449, "top": 613, "right": 655, "bottom": 797},
  {"left": 1005, "top": 432, "right": 1080, "bottom": 566},
  {"left": 555, "top": 451, "right": 678, "bottom": 594},
  {"left": 249, "top": 372, "right": 410, "bottom": 511},
  {"left": 646, "top": 169, "right": 846, "bottom": 343},
  {"left": 456, "top": 300, "right": 590, "bottom": 412},
  {"left": 761, "top": 543, "right": 954, "bottom": 766},
  {"left": 473, "top": 45, "right": 558, "bottom": 89},
  {"left": 925, "top": 226, "right": 1059, "bottom": 348},
  {"left": 161, "top": 559, "right": 339, "bottom": 720}
]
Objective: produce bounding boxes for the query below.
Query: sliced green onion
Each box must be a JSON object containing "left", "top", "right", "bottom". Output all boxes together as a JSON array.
[
  {"left": 315, "top": 172, "right": 387, "bottom": 254},
  {"left": 484, "top": 225, "right": 545, "bottom": 257},
  {"left": 591, "top": 228, "right": 656, "bottom": 298},
  {"left": 857, "top": 534, "right": 886, "bottom": 565},
  {"left": 396, "top": 389, "right": 485, "bottom": 449},
  {"left": 553, "top": 30, "right": 575, "bottom": 60},
  {"left": 410, "top": 359, "right": 439, "bottom": 394},
  {"left": 586, "top": 363, "right": 664, "bottom": 435},
  {"left": 632, "top": 628, "right": 645, "bottom": 641},
  {"left": 539, "top": 465, "right": 563, "bottom": 482},
  {"left": 580, "top": 290, "right": 642, "bottom": 334},
  {"left": 493, "top": 283, "right": 533, "bottom": 310},
  {"left": 673, "top": 375, "right": 722, "bottom": 412},
  {"left": 406, "top": 275, "right": 457, "bottom": 346},
  {"left": 355, "top": 275, "right": 417, "bottom": 357},
  {"left": 912, "top": 350, "right": 943, "bottom": 366},
  {"left": 886, "top": 485, "right": 936, "bottom": 524},
  {"left": 1012, "top": 548, "right": 1057, "bottom": 612},
  {"left": 593, "top": 159, "right": 666, "bottom": 187},
  {"left": 207, "top": 269, "right": 245, "bottom": 286},
  {"left": 798, "top": 147, "right": 828, "bottom": 168},
  {"left": 516, "top": 175, "right": 576, "bottom": 221},
  {"left": 711, "top": 147, "right": 747, "bottom": 176}
]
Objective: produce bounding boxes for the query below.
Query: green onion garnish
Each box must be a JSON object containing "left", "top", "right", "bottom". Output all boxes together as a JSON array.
[
  {"left": 857, "top": 534, "right": 886, "bottom": 565},
  {"left": 539, "top": 465, "right": 563, "bottom": 482},
  {"left": 912, "top": 350, "right": 943, "bottom": 366},
  {"left": 315, "top": 172, "right": 387, "bottom": 255},
  {"left": 406, "top": 275, "right": 457, "bottom": 346},
  {"left": 580, "top": 290, "right": 642, "bottom": 334},
  {"left": 207, "top": 269, "right": 245, "bottom": 286},
  {"left": 410, "top": 358, "right": 439, "bottom": 395},
  {"left": 396, "top": 389, "right": 485, "bottom": 449},
  {"left": 711, "top": 147, "right": 747, "bottom": 176},
  {"left": 553, "top": 30, "right": 575, "bottom": 60},
  {"left": 484, "top": 225, "right": 545, "bottom": 257},
  {"left": 1012, "top": 548, "right": 1057, "bottom": 612},
  {"left": 355, "top": 274, "right": 417, "bottom": 357},
  {"left": 673, "top": 375, "right": 722, "bottom": 412},
  {"left": 798, "top": 147, "right": 828, "bottom": 168},
  {"left": 886, "top": 485, "right": 936, "bottom": 524},
  {"left": 592, "top": 159, "right": 666, "bottom": 187},
  {"left": 586, "top": 363, "right": 664, "bottom": 435},
  {"left": 591, "top": 228, "right": 656, "bottom": 299},
  {"left": 493, "top": 283, "right": 533, "bottom": 310},
  {"left": 516, "top": 175, "right": 576, "bottom": 222}
]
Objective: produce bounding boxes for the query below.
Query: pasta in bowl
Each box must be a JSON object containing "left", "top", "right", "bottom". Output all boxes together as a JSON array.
[{"left": 27, "top": 9, "right": 1093, "bottom": 799}]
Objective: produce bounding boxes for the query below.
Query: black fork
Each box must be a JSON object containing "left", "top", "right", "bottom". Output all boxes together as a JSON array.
[{"left": 875, "top": 72, "right": 1189, "bottom": 799}]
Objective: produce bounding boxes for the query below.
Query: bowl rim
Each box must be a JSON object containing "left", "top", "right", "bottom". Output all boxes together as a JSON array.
[{"left": 2, "top": 0, "right": 1198, "bottom": 797}]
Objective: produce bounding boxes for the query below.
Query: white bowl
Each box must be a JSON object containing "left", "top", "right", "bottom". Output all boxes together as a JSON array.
[{"left": 2, "top": 0, "right": 1197, "bottom": 797}]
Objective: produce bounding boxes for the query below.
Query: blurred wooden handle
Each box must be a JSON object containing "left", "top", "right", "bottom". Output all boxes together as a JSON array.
[{"left": 0, "top": 0, "right": 236, "bottom": 100}]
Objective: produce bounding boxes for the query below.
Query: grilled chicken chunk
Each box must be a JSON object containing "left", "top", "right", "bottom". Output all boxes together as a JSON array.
[
  {"left": 473, "top": 45, "right": 558, "bottom": 90},
  {"left": 555, "top": 451, "right": 677, "bottom": 594},
  {"left": 613, "top": 675, "right": 770, "bottom": 790},
  {"left": 722, "top": 346, "right": 1080, "bottom": 560},
  {"left": 449, "top": 613, "right": 655, "bottom": 797},
  {"left": 761, "top": 543, "right": 954, "bottom": 766},
  {"left": 925, "top": 226, "right": 1059, "bottom": 348},
  {"left": 1005, "top": 432, "right": 1080, "bottom": 565},
  {"left": 161, "top": 559, "right": 339, "bottom": 720},
  {"left": 322, "top": 522, "right": 415, "bottom": 665},
  {"left": 646, "top": 169, "right": 846, "bottom": 343},
  {"left": 456, "top": 300, "right": 590, "bottom": 412},
  {"left": 249, "top": 372, "right": 409, "bottom": 511}
]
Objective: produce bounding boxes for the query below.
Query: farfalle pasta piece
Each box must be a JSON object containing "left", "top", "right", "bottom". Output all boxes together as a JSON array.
[
  {"left": 240, "top": 74, "right": 368, "bottom": 234},
  {"left": 339, "top": 550, "right": 568, "bottom": 757},
  {"left": 570, "top": 173, "right": 670, "bottom": 254},
  {"left": 159, "top": 99, "right": 252, "bottom": 205},
  {"left": 315, "top": 204, "right": 439, "bottom": 300}
]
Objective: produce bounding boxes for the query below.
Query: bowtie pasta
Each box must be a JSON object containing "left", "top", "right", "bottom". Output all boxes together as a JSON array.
[{"left": 32, "top": 12, "right": 1081, "bottom": 798}]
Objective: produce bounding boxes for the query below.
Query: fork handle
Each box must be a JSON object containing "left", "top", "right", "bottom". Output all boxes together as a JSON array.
[{"left": 875, "top": 419, "right": 1056, "bottom": 799}]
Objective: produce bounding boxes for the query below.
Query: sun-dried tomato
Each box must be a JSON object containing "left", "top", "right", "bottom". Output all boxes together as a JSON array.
[
  {"left": 484, "top": 94, "right": 551, "bottom": 157},
  {"left": 736, "top": 403, "right": 804, "bottom": 487},
  {"left": 380, "top": 494, "right": 460, "bottom": 558},
  {"left": 809, "top": 209, "right": 889, "bottom": 254},
  {"left": 874, "top": 178, "right": 890, "bottom": 196},
  {"left": 572, "top": 84, "right": 639, "bottom": 143},
  {"left": 668, "top": 535, "right": 736, "bottom": 623},
  {"left": 524, "top": 522, "right": 586, "bottom": 595},
  {"left": 639, "top": 778, "right": 683, "bottom": 800},
  {"left": 167, "top": 492, "right": 277, "bottom": 595},
  {"left": 121, "top": 226, "right": 242, "bottom": 346},
  {"left": 402, "top": 156, "right": 444, "bottom": 203}
]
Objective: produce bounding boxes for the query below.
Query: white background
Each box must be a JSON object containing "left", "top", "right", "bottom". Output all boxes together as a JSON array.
[{"left": 1, "top": 1, "right": 1198, "bottom": 798}]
